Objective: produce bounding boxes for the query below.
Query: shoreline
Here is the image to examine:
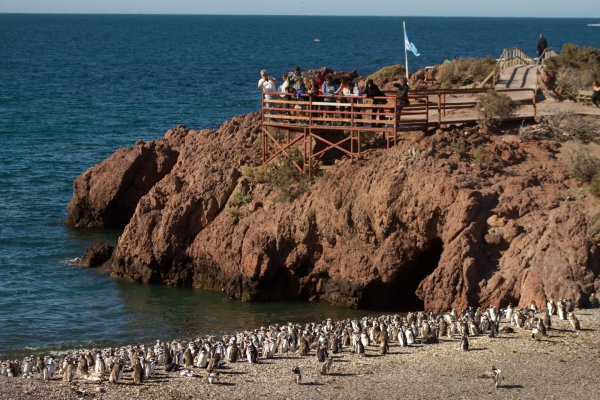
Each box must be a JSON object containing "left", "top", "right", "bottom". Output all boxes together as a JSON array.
[{"left": 1, "top": 307, "right": 599, "bottom": 400}]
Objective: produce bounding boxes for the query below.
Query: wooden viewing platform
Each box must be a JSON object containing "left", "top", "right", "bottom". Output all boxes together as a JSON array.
[
  {"left": 261, "top": 87, "right": 537, "bottom": 175},
  {"left": 261, "top": 47, "right": 561, "bottom": 174}
]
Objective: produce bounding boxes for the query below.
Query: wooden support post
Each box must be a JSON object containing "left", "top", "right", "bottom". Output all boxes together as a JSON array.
[
  {"left": 532, "top": 89, "right": 537, "bottom": 119},
  {"left": 303, "top": 127, "right": 307, "bottom": 173},
  {"left": 437, "top": 93, "right": 442, "bottom": 127}
]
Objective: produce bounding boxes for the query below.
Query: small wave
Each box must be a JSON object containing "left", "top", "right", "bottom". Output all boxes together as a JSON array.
[
  {"left": 587, "top": 23, "right": 600, "bottom": 27},
  {"left": 59, "top": 257, "right": 81, "bottom": 265}
]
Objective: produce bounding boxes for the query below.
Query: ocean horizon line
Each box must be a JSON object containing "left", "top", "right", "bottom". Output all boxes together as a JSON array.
[{"left": 1, "top": 13, "right": 599, "bottom": 19}]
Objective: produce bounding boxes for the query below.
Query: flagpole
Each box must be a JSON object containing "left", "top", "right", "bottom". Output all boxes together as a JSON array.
[{"left": 403, "top": 21, "right": 409, "bottom": 80}]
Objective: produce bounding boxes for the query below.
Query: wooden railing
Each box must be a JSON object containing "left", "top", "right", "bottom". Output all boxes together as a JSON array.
[
  {"left": 261, "top": 92, "right": 429, "bottom": 174},
  {"left": 536, "top": 47, "right": 558, "bottom": 65},
  {"left": 480, "top": 48, "right": 537, "bottom": 87},
  {"left": 260, "top": 87, "right": 538, "bottom": 174}
]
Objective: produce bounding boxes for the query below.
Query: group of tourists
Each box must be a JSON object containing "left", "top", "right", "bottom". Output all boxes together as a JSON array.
[{"left": 258, "top": 66, "right": 410, "bottom": 125}]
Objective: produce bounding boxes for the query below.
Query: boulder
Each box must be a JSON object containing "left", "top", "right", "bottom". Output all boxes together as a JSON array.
[
  {"left": 77, "top": 243, "right": 114, "bottom": 268},
  {"left": 66, "top": 125, "right": 187, "bottom": 228}
]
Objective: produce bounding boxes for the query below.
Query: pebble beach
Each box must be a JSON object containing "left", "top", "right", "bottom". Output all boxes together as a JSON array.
[{"left": 1, "top": 308, "right": 599, "bottom": 400}]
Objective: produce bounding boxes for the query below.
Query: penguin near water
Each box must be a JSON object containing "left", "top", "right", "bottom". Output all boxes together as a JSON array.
[{"left": 131, "top": 357, "right": 143, "bottom": 385}]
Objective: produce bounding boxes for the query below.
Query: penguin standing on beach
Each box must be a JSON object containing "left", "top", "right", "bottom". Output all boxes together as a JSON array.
[
  {"left": 43, "top": 357, "right": 56, "bottom": 380},
  {"left": 246, "top": 342, "right": 258, "bottom": 364},
  {"left": 292, "top": 366, "right": 302, "bottom": 384},
  {"left": 321, "top": 357, "right": 333, "bottom": 375},
  {"left": 63, "top": 360, "right": 75, "bottom": 383},
  {"left": 93, "top": 352, "right": 105, "bottom": 376},
  {"left": 569, "top": 312, "right": 581, "bottom": 331},
  {"left": 132, "top": 356, "right": 143, "bottom": 384},
  {"left": 108, "top": 359, "right": 124, "bottom": 384},
  {"left": 460, "top": 334, "right": 469, "bottom": 351}
]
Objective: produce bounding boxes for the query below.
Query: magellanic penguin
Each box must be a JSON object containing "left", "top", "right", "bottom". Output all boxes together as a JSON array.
[
  {"left": 226, "top": 339, "right": 239, "bottom": 363},
  {"left": 246, "top": 342, "right": 258, "bottom": 364},
  {"left": 292, "top": 366, "right": 302, "bottom": 384},
  {"left": 460, "top": 334, "right": 469, "bottom": 351},
  {"left": 207, "top": 371, "right": 219, "bottom": 384},
  {"left": 316, "top": 342, "right": 327, "bottom": 363},
  {"left": 183, "top": 348, "right": 194, "bottom": 369},
  {"left": 195, "top": 349, "right": 209, "bottom": 368},
  {"left": 63, "top": 361, "right": 75, "bottom": 383},
  {"left": 132, "top": 357, "right": 143, "bottom": 385},
  {"left": 321, "top": 357, "right": 333, "bottom": 375},
  {"left": 492, "top": 366, "right": 503, "bottom": 389},
  {"left": 94, "top": 352, "right": 105, "bottom": 376},
  {"left": 568, "top": 312, "right": 581, "bottom": 331},
  {"left": 379, "top": 332, "right": 389, "bottom": 354},
  {"left": 108, "top": 359, "right": 124, "bottom": 384}
]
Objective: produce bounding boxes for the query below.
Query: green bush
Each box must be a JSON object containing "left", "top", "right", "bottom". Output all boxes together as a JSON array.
[
  {"left": 241, "top": 149, "right": 309, "bottom": 202},
  {"left": 477, "top": 90, "right": 515, "bottom": 127},
  {"left": 568, "top": 150, "right": 600, "bottom": 183},
  {"left": 449, "top": 138, "right": 468, "bottom": 156},
  {"left": 591, "top": 172, "right": 600, "bottom": 197},
  {"left": 437, "top": 58, "right": 496, "bottom": 88},
  {"left": 230, "top": 186, "right": 252, "bottom": 208},
  {"left": 472, "top": 145, "right": 493, "bottom": 167},
  {"left": 226, "top": 207, "right": 242, "bottom": 225},
  {"left": 545, "top": 44, "right": 600, "bottom": 76}
]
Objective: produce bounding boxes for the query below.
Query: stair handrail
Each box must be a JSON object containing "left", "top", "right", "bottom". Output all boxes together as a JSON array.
[{"left": 536, "top": 47, "right": 558, "bottom": 65}]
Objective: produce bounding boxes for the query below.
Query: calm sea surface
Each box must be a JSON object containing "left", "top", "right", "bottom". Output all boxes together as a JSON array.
[{"left": 0, "top": 14, "right": 598, "bottom": 357}]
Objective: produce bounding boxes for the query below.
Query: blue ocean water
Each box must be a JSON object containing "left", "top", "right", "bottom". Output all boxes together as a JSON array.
[{"left": 0, "top": 14, "right": 598, "bottom": 357}]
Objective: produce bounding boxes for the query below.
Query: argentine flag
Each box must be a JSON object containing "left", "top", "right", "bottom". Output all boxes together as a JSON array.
[{"left": 404, "top": 24, "right": 420, "bottom": 57}]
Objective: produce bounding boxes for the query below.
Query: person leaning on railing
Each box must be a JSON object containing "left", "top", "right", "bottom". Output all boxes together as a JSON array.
[{"left": 364, "top": 79, "right": 386, "bottom": 127}]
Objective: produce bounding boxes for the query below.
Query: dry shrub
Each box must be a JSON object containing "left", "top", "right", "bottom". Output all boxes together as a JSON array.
[
  {"left": 540, "top": 112, "right": 596, "bottom": 143},
  {"left": 437, "top": 58, "right": 495, "bottom": 88},
  {"left": 545, "top": 44, "right": 600, "bottom": 97},
  {"left": 477, "top": 90, "right": 515, "bottom": 127},
  {"left": 588, "top": 209, "right": 600, "bottom": 238},
  {"left": 591, "top": 172, "right": 600, "bottom": 197},
  {"left": 556, "top": 68, "right": 596, "bottom": 98},
  {"left": 568, "top": 150, "right": 600, "bottom": 183}
]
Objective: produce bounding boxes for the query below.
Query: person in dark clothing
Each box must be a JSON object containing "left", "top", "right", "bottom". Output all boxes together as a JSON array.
[
  {"left": 537, "top": 34, "right": 548, "bottom": 58},
  {"left": 593, "top": 80, "right": 600, "bottom": 108},
  {"left": 393, "top": 77, "right": 410, "bottom": 108},
  {"left": 364, "top": 79, "right": 386, "bottom": 126}
]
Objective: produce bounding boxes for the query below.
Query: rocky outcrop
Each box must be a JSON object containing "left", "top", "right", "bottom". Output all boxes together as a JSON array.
[
  {"left": 66, "top": 125, "right": 188, "bottom": 228},
  {"left": 77, "top": 243, "right": 115, "bottom": 268},
  {"left": 72, "top": 112, "right": 600, "bottom": 312}
]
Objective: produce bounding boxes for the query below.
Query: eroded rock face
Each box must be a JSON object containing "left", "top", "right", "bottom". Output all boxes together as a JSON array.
[
  {"left": 66, "top": 125, "right": 188, "bottom": 228},
  {"left": 73, "top": 112, "right": 600, "bottom": 312}
]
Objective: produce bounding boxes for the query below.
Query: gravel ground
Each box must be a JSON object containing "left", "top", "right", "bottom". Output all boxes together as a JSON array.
[{"left": 1, "top": 309, "right": 599, "bottom": 400}]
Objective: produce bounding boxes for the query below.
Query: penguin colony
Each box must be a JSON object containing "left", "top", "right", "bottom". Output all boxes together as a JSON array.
[{"left": 0, "top": 297, "right": 594, "bottom": 389}]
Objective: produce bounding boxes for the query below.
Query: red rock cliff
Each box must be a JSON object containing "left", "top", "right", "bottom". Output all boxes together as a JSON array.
[{"left": 69, "top": 112, "right": 600, "bottom": 312}]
